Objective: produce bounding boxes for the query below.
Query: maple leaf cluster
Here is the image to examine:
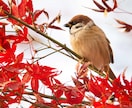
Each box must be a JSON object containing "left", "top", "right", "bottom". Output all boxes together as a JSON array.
[
  {"left": 88, "top": 0, "right": 132, "bottom": 32},
  {"left": 0, "top": 0, "right": 131, "bottom": 108},
  {"left": 91, "top": 0, "right": 117, "bottom": 12}
]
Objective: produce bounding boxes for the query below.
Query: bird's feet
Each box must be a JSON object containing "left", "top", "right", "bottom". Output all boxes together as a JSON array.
[{"left": 76, "top": 60, "right": 92, "bottom": 78}]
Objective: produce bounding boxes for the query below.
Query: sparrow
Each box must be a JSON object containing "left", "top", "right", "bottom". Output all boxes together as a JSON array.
[{"left": 65, "top": 15, "right": 116, "bottom": 80}]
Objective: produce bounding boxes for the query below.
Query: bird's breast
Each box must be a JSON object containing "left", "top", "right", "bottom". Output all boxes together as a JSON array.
[{"left": 70, "top": 26, "right": 112, "bottom": 69}]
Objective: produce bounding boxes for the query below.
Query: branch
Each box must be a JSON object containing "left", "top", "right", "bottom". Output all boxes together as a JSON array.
[
  {"left": 4, "top": 11, "right": 81, "bottom": 60},
  {"left": 22, "top": 97, "right": 51, "bottom": 108},
  {"left": 33, "top": 48, "right": 64, "bottom": 63},
  {"left": 29, "top": 35, "right": 78, "bottom": 61},
  {"left": 24, "top": 91, "right": 92, "bottom": 106},
  {"left": 4, "top": 10, "right": 107, "bottom": 79}
]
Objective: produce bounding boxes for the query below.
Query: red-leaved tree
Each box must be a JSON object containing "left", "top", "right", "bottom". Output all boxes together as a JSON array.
[{"left": 0, "top": 0, "right": 132, "bottom": 108}]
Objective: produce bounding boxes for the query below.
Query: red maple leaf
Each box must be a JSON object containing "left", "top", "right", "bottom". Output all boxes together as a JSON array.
[
  {"left": 64, "top": 86, "right": 85, "bottom": 104},
  {"left": 0, "top": 45, "right": 16, "bottom": 64},
  {"left": 116, "top": 19, "right": 132, "bottom": 32},
  {"left": 33, "top": 9, "right": 49, "bottom": 22},
  {"left": 85, "top": 74, "right": 132, "bottom": 107},
  {"left": 7, "top": 0, "right": 33, "bottom": 25},
  {"left": 0, "top": 0, "right": 10, "bottom": 16},
  {"left": 88, "top": 0, "right": 117, "bottom": 13},
  {"left": 22, "top": 62, "right": 61, "bottom": 92}
]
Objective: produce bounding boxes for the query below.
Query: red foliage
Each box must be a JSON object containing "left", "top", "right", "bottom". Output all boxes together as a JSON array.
[
  {"left": 116, "top": 19, "right": 132, "bottom": 32},
  {"left": 0, "top": 23, "right": 28, "bottom": 64},
  {"left": 84, "top": 75, "right": 132, "bottom": 108},
  {"left": 0, "top": 23, "right": 11, "bottom": 52},
  {"left": 0, "top": 52, "right": 26, "bottom": 107},
  {"left": 0, "top": 0, "right": 10, "bottom": 16},
  {"left": 22, "top": 62, "right": 61, "bottom": 92},
  {"left": 91, "top": 0, "right": 117, "bottom": 12},
  {"left": 6, "top": 0, "right": 33, "bottom": 25},
  {"left": 48, "top": 13, "right": 63, "bottom": 30},
  {"left": 64, "top": 86, "right": 85, "bottom": 104},
  {"left": 33, "top": 9, "right": 49, "bottom": 22}
]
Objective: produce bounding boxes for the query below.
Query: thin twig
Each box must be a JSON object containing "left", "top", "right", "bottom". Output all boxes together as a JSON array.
[
  {"left": 33, "top": 48, "right": 64, "bottom": 63},
  {"left": 29, "top": 34, "right": 78, "bottom": 61},
  {"left": 22, "top": 96, "right": 51, "bottom": 108},
  {"left": 24, "top": 91, "right": 92, "bottom": 106},
  {"left": 114, "top": 7, "right": 132, "bottom": 14}
]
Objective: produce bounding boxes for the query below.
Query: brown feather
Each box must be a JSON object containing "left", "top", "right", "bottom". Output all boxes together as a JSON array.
[{"left": 65, "top": 15, "right": 116, "bottom": 80}]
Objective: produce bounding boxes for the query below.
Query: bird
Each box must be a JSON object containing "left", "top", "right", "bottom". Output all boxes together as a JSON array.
[{"left": 64, "top": 14, "right": 116, "bottom": 80}]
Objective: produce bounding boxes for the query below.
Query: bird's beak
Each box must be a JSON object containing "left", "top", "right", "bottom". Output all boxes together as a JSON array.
[{"left": 64, "top": 23, "right": 72, "bottom": 28}]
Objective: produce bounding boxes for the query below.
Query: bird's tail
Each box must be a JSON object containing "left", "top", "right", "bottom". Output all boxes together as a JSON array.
[{"left": 104, "top": 65, "right": 116, "bottom": 81}]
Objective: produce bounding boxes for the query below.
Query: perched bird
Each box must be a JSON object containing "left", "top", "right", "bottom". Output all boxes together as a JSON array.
[{"left": 65, "top": 15, "right": 116, "bottom": 80}]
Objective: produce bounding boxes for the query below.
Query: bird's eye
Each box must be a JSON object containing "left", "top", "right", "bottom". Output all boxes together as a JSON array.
[{"left": 75, "top": 25, "right": 82, "bottom": 29}]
